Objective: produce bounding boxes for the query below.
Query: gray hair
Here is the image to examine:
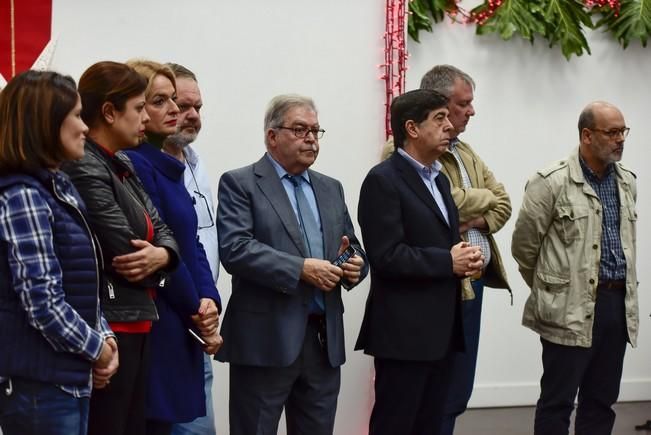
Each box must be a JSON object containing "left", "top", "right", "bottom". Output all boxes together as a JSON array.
[
  {"left": 264, "top": 94, "right": 317, "bottom": 145},
  {"left": 165, "top": 63, "right": 198, "bottom": 82},
  {"left": 578, "top": 105, "right": 596, "bottom": 138},
  {"left": 419, "top": 64, "right": 475, "bottom": 97}
]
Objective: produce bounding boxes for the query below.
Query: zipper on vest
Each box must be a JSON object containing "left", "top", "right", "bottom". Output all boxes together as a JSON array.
[
  {"left": 51, "top": 179, "right": 102, "bottom": 322},
  {"left": 107, "top": 281, "right": 115, "bottom": 299}
]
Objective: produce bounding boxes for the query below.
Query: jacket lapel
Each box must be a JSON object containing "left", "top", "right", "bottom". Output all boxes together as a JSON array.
[
  {"left": 392, "top": 153, "right": 450, "bottom": 227},
  {"left": 253, "top": 156, "right": 309, "bottom": 257},
  {"left": 435, "top": 172, "right": 458, "bottom": 236}
]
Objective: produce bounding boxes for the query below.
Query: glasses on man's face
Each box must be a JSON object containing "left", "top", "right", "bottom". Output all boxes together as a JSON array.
[
  {"left": 193, "top": 190, "right": 215, "bottom": 230},
  {"left": 275, "top": 126, "right": 326, "bottom": 139},
  {"left": 591, "top": 127, "right": 630, "bottom": 139}
]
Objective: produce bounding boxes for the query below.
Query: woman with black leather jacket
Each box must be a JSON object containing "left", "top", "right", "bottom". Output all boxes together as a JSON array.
[{"left": 62, "top": 61, "right": 180, "bottom": 435}]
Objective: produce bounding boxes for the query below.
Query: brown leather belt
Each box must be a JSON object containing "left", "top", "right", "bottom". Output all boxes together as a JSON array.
[{"left": 598, "top": 280, "right": 626, "bottom": 290}]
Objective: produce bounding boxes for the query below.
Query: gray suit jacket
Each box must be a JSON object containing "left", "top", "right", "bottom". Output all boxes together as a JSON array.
[{"left": 216, "top": 155, "right": 368, "bottom": 367}]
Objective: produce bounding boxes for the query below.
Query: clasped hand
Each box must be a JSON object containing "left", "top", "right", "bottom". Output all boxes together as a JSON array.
[
  {"left": 191, "top": 298, "right": 223, "bottom": 355},
  {"left": 301, "top": 236, "right": 364, "bottom": 291},
  {"left": 451, "top": 241, "right": 484, "bottom": 277},
  {"left": 93, "top": 337, "right": 118, "bottom": 389}
]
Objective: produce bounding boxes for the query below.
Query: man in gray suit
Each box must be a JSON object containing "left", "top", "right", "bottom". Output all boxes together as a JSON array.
[{"left": 216, "top": 94, "right": 368, "bottom": 435}]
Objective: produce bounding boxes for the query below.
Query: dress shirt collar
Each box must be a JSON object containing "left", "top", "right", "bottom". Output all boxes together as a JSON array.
[
  {"left": 396, "top": 147, "right": 443, "bottom": 176},
  {"left": 448, "top": 137, "right": 460, "bottom": 152},
  {"left": 265, "top": 152, "right": 311, "bottom": 184},
  {"left": 183, "top": 145, "right": 199, "bottom": 170}
]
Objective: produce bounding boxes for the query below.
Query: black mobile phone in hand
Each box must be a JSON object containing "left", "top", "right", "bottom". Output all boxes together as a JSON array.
[
  {"left": 332, "top": 246, "right": 356, "bottom": 267},
  {"left": 188, "top": 328, "right": 206, "bottom": 346}
]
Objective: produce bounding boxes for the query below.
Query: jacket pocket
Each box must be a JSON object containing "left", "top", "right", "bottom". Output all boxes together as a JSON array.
[
  {"left": 534, "top": 272, "right": 571, "bottom": 327},
  {"left": 536, "top": 272, "right": 570, "bottom": 293},
  {"left": 556, "top": 205, "right": 589, "bottom": 244}
]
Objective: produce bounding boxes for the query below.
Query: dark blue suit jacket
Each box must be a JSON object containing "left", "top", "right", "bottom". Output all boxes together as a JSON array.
[
  {"left": 216, "top": 154, "right": 368, "bottom": 368},
  {"left": 355, "top": 152, "right": 464, "bottom": 361}
]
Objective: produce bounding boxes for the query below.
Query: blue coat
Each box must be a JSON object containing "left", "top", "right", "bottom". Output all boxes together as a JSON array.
[{"left": 125, "top": 143, "right": 220, "bottom": 423}]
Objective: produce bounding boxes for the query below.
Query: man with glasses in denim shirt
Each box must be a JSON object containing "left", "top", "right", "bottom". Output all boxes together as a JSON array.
[
  {"left": 163, "top": 63, "right": 220, "bottom": 435},
  {"left": 512, "top": 101, "right": 638, "bottom": 435}
]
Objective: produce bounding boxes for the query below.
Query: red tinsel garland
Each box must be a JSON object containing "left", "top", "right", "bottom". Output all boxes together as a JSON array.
[
  {"left": 382, "top": 0, "right": 408, "bottom": 140},
  {"left": 584, "top": 0, "right": 620, "bottom": 15},
  {"left": 453, "top": 0, "right": 620, "bottom": 24}
]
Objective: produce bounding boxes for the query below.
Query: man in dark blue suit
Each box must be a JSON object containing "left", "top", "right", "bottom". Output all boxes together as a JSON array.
[
  {"left": 356, "top": 89, "right": 484, "bottom": 435},
  {"left": 216, "top": 94, "right": 368, "bottom": 435}
]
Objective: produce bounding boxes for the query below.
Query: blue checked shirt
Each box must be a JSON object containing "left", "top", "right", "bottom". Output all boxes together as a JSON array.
[
  {"left": 579, "top": 157, "right": 626, "bottom": 280},
  {"left": 0, "top": 173, "right": 113, "bottom": 397},
  {"left": 448, "top": 139, "right": 492, "bottom": 268}
]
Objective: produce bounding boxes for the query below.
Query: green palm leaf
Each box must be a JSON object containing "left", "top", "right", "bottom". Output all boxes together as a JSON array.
[
  {"left": 542, "top": 0, "right": 593, "bottom": 59},
  {"left": 472, "top": 0, "right": 547, "bottom": 41},
  {"left": 601, "top": 0, "right": 651, "bottom": 48},
  {"left": 408, "top": 0, "right": 456, "bottom": 42},
  {"left": 402, "top": 0, "right": 650, "bottom": 58}
]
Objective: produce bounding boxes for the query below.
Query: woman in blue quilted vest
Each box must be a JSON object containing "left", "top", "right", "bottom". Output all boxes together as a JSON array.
[{"left": 0, "top": 70, "right": 117, "bottom": 435}]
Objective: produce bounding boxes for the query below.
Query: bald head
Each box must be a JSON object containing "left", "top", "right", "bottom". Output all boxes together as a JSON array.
[{"left": 578, "top": 101, "right": 623, "bottom": 140}]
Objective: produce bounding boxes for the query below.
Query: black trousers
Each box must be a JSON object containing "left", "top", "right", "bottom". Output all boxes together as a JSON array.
[
  {"left": 370, "top": 355, "right": 454, "bottom": 435},
  {"left": 146, "top": 419, "right": 173, "bottom": 435},
  {"left": 88, "top": 332, "right": 150, "bottom": 435},
  {"left": 229, "top": 319, "right": 341, "bottom": 435},
  {"left": 534, "top": 285, "right": 628, "bottom": 435}
]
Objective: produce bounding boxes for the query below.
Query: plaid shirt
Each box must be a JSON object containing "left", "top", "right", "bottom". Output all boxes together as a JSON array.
[
  {"left": 448, "top": 139, "right": 492, "bottom": 267},
  {"left": 0, "top": 173, "right": 113, "bottom": 397},
  {"left": 579, "top": 157, "right": 627, "bottom": 280}
]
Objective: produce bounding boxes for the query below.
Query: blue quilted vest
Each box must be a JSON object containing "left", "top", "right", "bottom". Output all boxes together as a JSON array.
[{"left": 0, "top": 171, "right": 101, "bottom": 386}]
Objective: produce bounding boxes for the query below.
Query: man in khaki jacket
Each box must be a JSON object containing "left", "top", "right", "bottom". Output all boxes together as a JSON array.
[
  {"left": 382, "top": 65, "right": 512, "bottom": 434},
  {"left": 512, "top": 101, "right": 638, "bottom": 435}
]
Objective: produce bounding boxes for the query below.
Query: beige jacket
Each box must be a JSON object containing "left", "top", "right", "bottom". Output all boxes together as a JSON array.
[
  {"left": 511, "top": 149, "right": 638, "bottom": 347},
  {"left": 439, "top": 140, "right": 512, "bottom": 300}
]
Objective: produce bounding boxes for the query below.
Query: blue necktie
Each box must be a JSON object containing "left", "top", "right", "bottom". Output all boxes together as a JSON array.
[{"left": 287, "top": 175, "right": 325, "bottom": 313}]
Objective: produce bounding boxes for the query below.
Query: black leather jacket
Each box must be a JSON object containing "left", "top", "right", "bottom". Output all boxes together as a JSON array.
[{"left": 62, "top": 140, "right": 180, "bottom": 322}]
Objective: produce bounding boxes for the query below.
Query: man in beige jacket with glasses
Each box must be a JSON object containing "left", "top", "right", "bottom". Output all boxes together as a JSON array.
[{"left": 512, "top": 101, "right": 638, "bottom": 435}]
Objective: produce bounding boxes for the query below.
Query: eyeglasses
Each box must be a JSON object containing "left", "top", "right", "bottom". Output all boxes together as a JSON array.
[
  {"left": 275, "top": 126, "right": 325, "bottom": 139},
  {"left": 184, "top": 150, "right": 215, "bottom": 230},
  {"left": 590, "top": 127, "right": 630, "bottom": 139},
  {"left": 192, "top": 190, "right": 215, "bottom": 230}
]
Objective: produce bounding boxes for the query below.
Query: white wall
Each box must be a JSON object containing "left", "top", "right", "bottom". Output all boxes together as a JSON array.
[{"left": 49, "top": 1, "right": 649, "bottom": 434}]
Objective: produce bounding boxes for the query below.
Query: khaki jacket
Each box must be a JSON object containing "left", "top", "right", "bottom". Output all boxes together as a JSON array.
[
  {"left": 511, "top": 149, "right": 638, "bottom": 347},
  {"left": 439, "top": 140, "right": 512, "bottom": 300}
]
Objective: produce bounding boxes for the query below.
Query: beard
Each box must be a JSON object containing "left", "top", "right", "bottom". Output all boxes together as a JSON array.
[{"left": 166, "top": 129, "right": 198, "bottom": 148}]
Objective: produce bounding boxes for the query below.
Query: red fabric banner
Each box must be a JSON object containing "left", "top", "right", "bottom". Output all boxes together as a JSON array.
[{"left": 0, "top": 0, "right": 52, "bottom": 79}]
